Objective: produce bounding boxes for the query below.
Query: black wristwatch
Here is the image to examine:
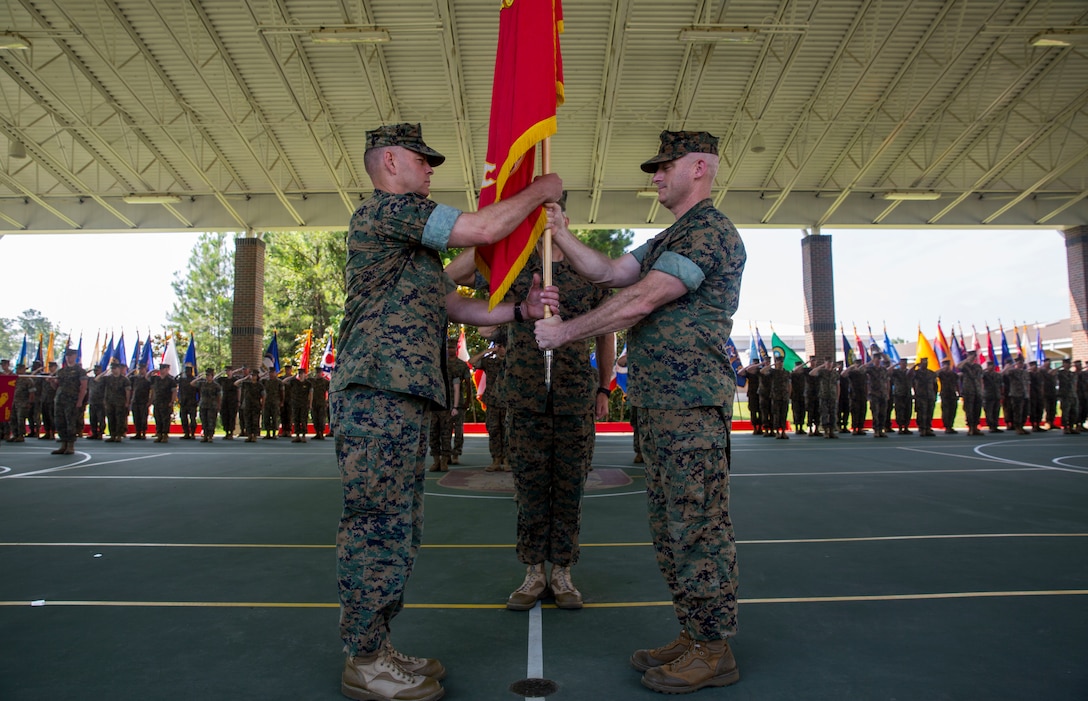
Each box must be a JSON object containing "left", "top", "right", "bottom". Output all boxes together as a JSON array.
[
  {"left": 597, "top": 387, "right": 611, "bottom": 397},
  {"left": 513, "top": 301, "right": 525, "bottom": 323}
]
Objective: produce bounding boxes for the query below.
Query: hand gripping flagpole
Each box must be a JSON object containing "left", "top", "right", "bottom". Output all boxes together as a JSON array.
[{"left": 542, "top": 137, "right": 554, "bottom": 392}]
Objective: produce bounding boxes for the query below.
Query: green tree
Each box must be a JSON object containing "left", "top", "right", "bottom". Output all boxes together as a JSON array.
[
  {"left": 575, "top": 228, "right": 634, "bottom": 258},
  {"left": 0, "top": 309, "right": 62, "bottom": 363},
  {"left": 167, "top": 233, "right": 234, "bottom": 371},
  {"left": 264, "top": 231, "right": 347, "bottom": 346}
]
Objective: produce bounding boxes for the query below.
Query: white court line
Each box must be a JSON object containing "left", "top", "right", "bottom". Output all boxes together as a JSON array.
[
  {"left": 526, "top": 601, "right": 544, "bottom": 701},
  {"left": 1050, "top": 455, "right": 1088, "bottom": 472},
  {"left": 7, "top": 453, "right": 164, "bottom": 479},
  {"left": 0, "top": 451, "right": 92, "bottom": 479},
  {"left": 972, "top": 441, "right": 1088, "bottom": 475}
]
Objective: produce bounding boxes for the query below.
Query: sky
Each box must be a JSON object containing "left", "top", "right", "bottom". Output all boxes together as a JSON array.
[{"left": 0, "top": 227, "right": 1071, "bottom": 351}]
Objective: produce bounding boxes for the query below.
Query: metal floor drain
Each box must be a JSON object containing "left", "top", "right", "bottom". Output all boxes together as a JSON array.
[{"left": 509, "top": 677, "right": 559, "bottom": 696}]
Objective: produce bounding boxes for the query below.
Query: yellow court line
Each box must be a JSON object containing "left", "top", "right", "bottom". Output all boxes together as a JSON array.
[
  {"left": 3, "top": 589, "right": 1086, "bottom": 610},
  {"left": 2, "top": 533, "right": 1086, "bottom": 550}
]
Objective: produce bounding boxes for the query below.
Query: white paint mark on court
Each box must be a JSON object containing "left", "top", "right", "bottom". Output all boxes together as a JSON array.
[
  {"left": 0, "top": 466, "right": 10, "bottom": 475},
  {"left": 973, "top": 441, "right": 1088, "bottom": 475},
  {"left": 0, "top": 451, "right": 91, "bottom": 479},
  {"left": 1050, "top": 455, "right": 1088, "bottom": 473},
  {"left": 9, "top": 452, "right": 162, "bottom": 479},
  {"left": 526, "top": 601, "right": 544, "bottom": 700}
]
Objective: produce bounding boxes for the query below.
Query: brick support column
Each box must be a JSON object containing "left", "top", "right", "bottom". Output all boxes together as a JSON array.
[
  {"left": 1065, "top": 226, "right": 1088, "bottom": 360},
  {"left": 801, "top": 233, "right": 836, "bottom": 361},
  {"left": 232, "top": 236, "right": 265, "bottom": 368}
]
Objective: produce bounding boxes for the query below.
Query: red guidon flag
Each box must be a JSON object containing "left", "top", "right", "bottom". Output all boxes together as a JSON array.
[
  {"left": 475, "top": 0, "right": 564, "bottom": 309},
  {"left": 0, "top": 374, "right": 14, "bottom": 423}
]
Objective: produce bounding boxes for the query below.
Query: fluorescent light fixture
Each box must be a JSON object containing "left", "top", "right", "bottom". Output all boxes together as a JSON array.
[
  {"left": 0, "top": 32, "right": 30, "bottom": 50},
  {"left": 310, "top": 27, "right": 390, "bottom": 44},
  {"left": 8, "top": 140, "right": 26, "bottom": 159},
  {"left": 882, "top": 191, "right": 941, "bottom": 201},
  {"left": 1030, "top": 28, "right": 1088, "bottom": 47},
  {"left": 123, "top": 194, "right": 182, "bottom": 204},
  {"left": 636, "top": 188, "right": 660, "bottom": 198},
  {"left": 678, "top": 26, "right": 759, "bottom": 43}
]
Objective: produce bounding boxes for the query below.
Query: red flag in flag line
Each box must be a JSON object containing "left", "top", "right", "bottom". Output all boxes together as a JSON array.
[
  {"left": 299, "top": 329, "right": 313, "bottom": 372},
  {"left": 456, "top": 327, "right": 470, "bottom": 362},
  {"left": 475, "top": 0, "right": 565, "bottom": 309}
]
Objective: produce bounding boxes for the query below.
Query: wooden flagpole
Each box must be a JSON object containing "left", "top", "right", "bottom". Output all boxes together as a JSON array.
[{"left": 542, "top": 137, "right": 553, "bottom": 391}]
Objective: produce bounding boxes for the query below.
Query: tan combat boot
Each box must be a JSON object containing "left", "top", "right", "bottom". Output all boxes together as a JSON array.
[
  {"left": 384, "top": 640, "right": 447, "bottom": 680},
  {"left": 506, "top": 563, "right": 547, "bottom": 610},
  {"left": 51, "top": 442, "right": 70, "bottom": 455},
  {"left": 630, "top": 630, "right": 692, "bottom": 672},
  {"left": 640, "top": 638, "right": 740, "bottom": 694},
  {"left": 341, "top": 646, "right": 444, "bottom": 701},
  {"left": 549, "top": 565, "right": 583, "bottom": 610}
]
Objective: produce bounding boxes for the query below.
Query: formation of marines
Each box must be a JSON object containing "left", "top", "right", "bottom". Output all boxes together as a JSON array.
[
  {"left": 739, "top": 347, "right": 1084, "bottom": 437},
  {"left": 1, "top": 357, "right": 331, "bottom": 445}
]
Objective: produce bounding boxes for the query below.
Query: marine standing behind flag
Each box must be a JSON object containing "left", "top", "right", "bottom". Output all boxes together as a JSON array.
[{"left": 474, "top": 0, "right": 564, "bottom": 308}]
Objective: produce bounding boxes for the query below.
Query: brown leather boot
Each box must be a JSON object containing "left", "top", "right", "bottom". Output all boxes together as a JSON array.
[
  {"left": 341, "top": 646, "right": 443, "bottom": 701},
  {"left": 506, "top": 563, "right": 547, "bottom": 610},
  {"left": 630, "top": 630, "right": 692, "bottom": 672},
  {"left": 549, "top": 565, "right": 583, "bottom": 610},
  {"left": 51, "top": 442, "right": 69, "bottom": 455},
  {"left": 641, "top": 638, "right": 740, "bottom": 694}
]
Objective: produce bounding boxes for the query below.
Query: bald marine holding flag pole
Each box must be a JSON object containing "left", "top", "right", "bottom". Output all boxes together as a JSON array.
[{"left": 330, "top": 4, "right": 563, "bottom": 695}]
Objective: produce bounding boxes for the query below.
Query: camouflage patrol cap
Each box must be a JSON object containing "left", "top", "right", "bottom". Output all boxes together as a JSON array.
[
  {"left": 365, "top": 123, "right": 445, "bottom": 167},
  {"left": 640, "top": 130, "right": 720, "bottom": 173}
]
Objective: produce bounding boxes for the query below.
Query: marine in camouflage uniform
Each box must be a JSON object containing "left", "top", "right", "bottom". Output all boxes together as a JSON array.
[
  {"left": 498, "top": 243, "right": 612, "bottom": 610},
  {"left": 761, "top": 357, "right": 791, "bottom": 438},
  {"left": 446, "top": 348, "right": 472, "bottom": 463},
  {"left": 1027, "top": 362, "right": 1045, "bottom": 431},
  {"left": 217, "top": 366, "right": 240, "bottom": 439},
  {"left": 790, "top": 360, "right": 808, "bottom": 435},
  {"left": 1075, "top": 360, "right": 1088, "bottom": 429},
  {"left": 844, "top": 360, "right": 869, "bottom": 434},
  {"left": 11, "top": 364, "right": 37, "bottom": 442},
  {"left": 863, "top": 353, "right": 891, "bottom": 438},
  {"left": 284, "top": 369, "right": 313, "bottom": 441},
  {"left": 912, "top": 358, "right": 938, "bottom": 436},
  {"left": 889, "top": 358, "right": 914, "bottom": 434},
  {"left": 957, "top": 352, "right": 985, "bottom": 435},
  {"left": 426, "top": 344, "right": 458, "bottom": 471},
  {"left": 236, "top": 369, "right": 265, "bottom": 442},
  {"left": 309, "top": 371, "right": 330, "bottom": 440},
  {"left": 86, "top": 368, "right": 106, "bottom": 440},
  {"left": 1002, "top": 357, "right": 1030, "bottom": 434},
  {"left": 129, "top": 364, "right": 152, "bottom": 439},
  {"left": 809, "top": 358, "right": 840, "bottom": 438},
  {"left": 804, "top": 356, "right": 820, "bottom": 435},
  {"left": 981, "top": 362, "right": 1004, "bottom": 433},
  {"left": 50, "top": 349, "right": 87, "bottom": 454},
  {"left": 838, "top": 370, "right": 851, "bottom": 433},
  {"left": 738, "top": 362, "right": 762, "bottom": 435},
  {"left": 936, "top": 360, "right": 960, "bottom": 434},
  {"left": 38, "top": 361, "right": 58, "bottom": 440},
  {"left": 177, "top": 366, "right": 198, "bottom": 439},
  {"left": 1042, "top": 363, "right": 1058, "bottom": 428},
  {"left": 535, "top": 130, "right": 744, "bottom": 693},
  {"left": 191, "top": 368, "right": 222, "bottom": 442},
  {"left": 475, "top": 342, "right": 509, "bottom": 471},
  {"left": 331, "top": 122, "right": 561, "bottom": 700},
  {"left": 98, "top": 361, "right": 132, "bottom": 441},
  {"left": 261, "top": 373, "right": 284, "bottom": 439},
  {"left": 148, "top": 365, "right": 178, "bottom": 442},
  {"left": 1056, "top": 358, "right": 1078, "bottom": 433},
  {"left": 756, "top": 358, "right": 773, "bottom": 438}
]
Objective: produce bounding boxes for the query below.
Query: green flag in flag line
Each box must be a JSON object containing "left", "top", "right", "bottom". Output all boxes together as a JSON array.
[{"left": 771, "top": 331, "right": 804, "bottom": 368}]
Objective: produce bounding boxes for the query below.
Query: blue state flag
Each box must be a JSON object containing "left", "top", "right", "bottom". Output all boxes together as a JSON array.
[
  {"left": 140, "top": 335, "right": 155, "bottom": 372},
  {"left": 1035, "top": 328, "right": 1045, "bottom": 365},
  {"left": 755, "top": 327, "right": 769, "bottom": 362},
  {"left": 264, "top": 333, "right": 281, "bottom": 374},
  {"left": 99, "top": 334, "right": 115, "bottom": 373},
  {"left": 183, "top": 333, "right": 197, "bottom": 371},
  {"left": 15, "top": 334, "right": 28, "bottom": 368},
  {"left": 999, "top": 328, "right": 1012, "bottom": 366},
  {"left": 725, "top": 337, "right": 745, "bottom": 387},
  {"left": 882, "top": 329, "right": 901, "bottom": 362},
  {"left": 115, "top": 334, "right": 127, "bottom": 369}
]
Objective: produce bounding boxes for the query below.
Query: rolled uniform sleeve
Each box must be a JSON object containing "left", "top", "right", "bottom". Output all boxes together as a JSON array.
[{"left": 422, "top": 203, "right": 461, "bottom": 250}]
